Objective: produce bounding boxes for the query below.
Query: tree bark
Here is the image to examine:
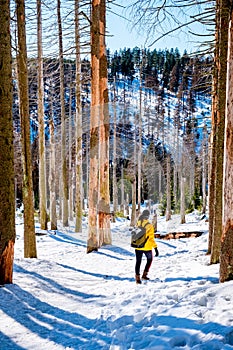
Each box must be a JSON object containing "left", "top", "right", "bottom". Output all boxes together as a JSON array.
[
  {"left": 57, "top": 0, "right": 69, "bottom": 227},
  {"left": 97, "top": 0, "right": 111, "bottom": 245},
  {"left": 49, "top": 119, "right": 57, "bottom": 230},
  {"left": 87, "top": 0, "right": 111, "bottom": 251},
  {"left": 202, "top": 124, "right": 208, "bottom": 214},
  {"left": 87, "top": 0, "right": 100, "bottom": 252},
  {"left": 210, "top": 0, "right": 229, "bottom": 264},
  {"left": 0, "top": 0, "right": 16, "bottom": 284},
  {"left": 112, "top": 79, "right": 118, "bottom": 220},
  {"left": 37, "top": 0, "right": 47, "bottom": 230},
  {"left": 220, "top": 9, "right": 233, "bottom": 282},
  {"left": 166, "top": 154, "right": 171, "bottom": 221},
  {"left": 16, "top": 0, "right": 37, "bottom": 258},
  {"left": 180, "top": 175, "right": 186, "bottom": 224},
  {"left": 75, "top": 0, "right": 83, "bottom": 232}
]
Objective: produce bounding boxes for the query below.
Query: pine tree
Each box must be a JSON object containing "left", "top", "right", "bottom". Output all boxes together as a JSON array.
[
  {"left": 16, "top": 0, "right": 37, "bottom": 258},
  {"left": 0, "top": 0, "right": 16, "bottom": 284},
  {"left": 37, "top": 0, "right": 48, "bottom": 230},
  {"left": 220, "top": 5, "right": 233, "bottom": 283}
]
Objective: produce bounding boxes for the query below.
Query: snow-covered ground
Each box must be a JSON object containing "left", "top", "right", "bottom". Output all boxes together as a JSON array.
[{"left": 1, "top": 211, "right": 233, "bottom": 350}]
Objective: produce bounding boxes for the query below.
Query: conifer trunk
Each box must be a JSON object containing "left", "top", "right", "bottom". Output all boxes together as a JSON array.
[
  {"left": 112, "top": 80, "right": 118, "bottom": 220},
  {"left": 87, "top": 0, "right": 111, "bottom": 251},
  {"left": 138, "top": 53, "right": 143, "bottom": 212},
  {"left": 98, "top": 0, "right": 111, "bottom": 245},
  {"left": 166, "top": 154, "right": 171, "bottom": 221},
  {"left": 57, "top": 0, "right": 68, "bottom": 227},
  {"left": 75, "top": 0, "right": 83, "bottom": 232},
  {"left": 0, "top": 0, "right": 16, "bottom": 284},
  {"left": 37, "top": 0, "right": 47, "bottom": 230},
  {"left": 210, "top": 0, "right": 229, "bottom": 264},
  {"left": 220, "top": 9, "right": 233, "bottom": 282},
  {"left": 49, "top": 119, "right": 57, "bottom": 230},
  {"left": 16, "top": 0, "right": 37, "bottom": 258},
  {"left": 87, "top": 0, "right": 100, "bottom": 252},
  {"left": 202, "top": 124, "right": 208, "bottom": 214},
  {"left": 68, "top": 80, "right": 74, "bottom": 222},
  {"left": 180, "top": 175, "right": 186, "bottom": 224}
]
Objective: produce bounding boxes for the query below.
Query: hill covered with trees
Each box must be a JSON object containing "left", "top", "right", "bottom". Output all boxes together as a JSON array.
[{"left": 13, "top": 47, "right": 212, "bottom": 220}]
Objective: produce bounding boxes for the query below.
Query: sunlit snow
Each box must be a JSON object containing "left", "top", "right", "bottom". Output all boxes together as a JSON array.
[{"left": 1, "top": 210, "right": 233, "bottom": 350}]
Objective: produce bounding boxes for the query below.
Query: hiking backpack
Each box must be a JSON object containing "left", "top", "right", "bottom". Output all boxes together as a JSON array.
[{"left": 130, "top": 222, "right": 149, "bottom": 248}]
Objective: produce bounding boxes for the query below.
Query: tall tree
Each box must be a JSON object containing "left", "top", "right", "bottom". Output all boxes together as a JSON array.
[
  {"left": 16, "top": 0, "right": 37, "bottom": 258},
  {"left": 112, "top": 79, "right": 118, "bottom": 220},
  {"left": 0, "top": 0, "right": 16, "bottom": 284},
  {"left": 201, "top": 123, "right": 208, "bottom": 214},
  {"left": 49, "top": 118, "right": 57, "bottom": 230},
  {"left": 166, "top": 154, "right": 171, "bottom": 221},
  {"left": 208, "top": 0, "right": 219, "bottom": 255},
  {"left": 220, "top": 6, "right": 233, "bottom": 283},
  {"left": 87, "top": 0, "right": 100, "bottom": 252},
  {"left": 57, "top": 0, "right": 69, "bottom": 227},
  {"left": 87, "top": 0, "right": 111, "bottom": 252},
  {"left": 210, "top": 0, "right": 229, "bottom": 264},
  {"left": 75, "top": 0, "right": 83, "bottom": 232},
  {"left": 137, "top": 50, "right": 143, "bottom": 212},
  {"left": 98, "top": 0, "right": 111, "bottom": 246},
  {"left": 37, "top": 0, "right": 47, "bottom": 230}
]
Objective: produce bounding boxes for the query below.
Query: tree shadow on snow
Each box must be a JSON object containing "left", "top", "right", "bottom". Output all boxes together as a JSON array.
[
  {"left": 0, "top": 331, "right": 26, "bottom": 350},
  {"left": 48, "top": 231, "right": 86, "bottom": 247},
  {"left": 164, "top": 275, "right": 219, "bottom": 284},
  {"left": 57, "top": 263, "right": 135, "bottom": 283},
  {"left": 1, "top": 282, "right": 232, "bottom": 349},
  {"left": 107, "top": 313, "right": 233, "bottom": 349},
  {"left": 0, "top": 284, "right": 111, "bottom": 350},
  {"left": 13, "top": 264, "right": 106, "bottom": 299}
]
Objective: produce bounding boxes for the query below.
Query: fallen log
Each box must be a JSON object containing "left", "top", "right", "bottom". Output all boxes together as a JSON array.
[{"left": 154, "top": 231, "right": 203, "bottom": 240}]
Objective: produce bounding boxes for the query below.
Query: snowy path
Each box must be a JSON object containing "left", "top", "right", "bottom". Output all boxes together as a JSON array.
[{"left": 0, "top": 214, "right": 233, "bottom": 349}]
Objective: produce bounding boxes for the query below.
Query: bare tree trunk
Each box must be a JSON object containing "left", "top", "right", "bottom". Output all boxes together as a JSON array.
[
  {"left": 220, "top": 10, "right": 233, "bottom": 283},
  {"left": 0, "top": 0, "right": 16, "bottom": 284},
  {"left": 210, "top": 0, "right": 229, "bottom": 264},
  {"left": 16, "top": 0, "right": 37, "bottom": 258},
  {"left": 98, "top": 0, "right": 111, "bottom": 245},
  {"left": 159, "top": 165, "right": 163, "bottom": 201},
  {"left": 120, "top": 163, "right": 124, "bottom": 211},
  {"left": 75, "top": 0, "right": 83, "bottom": 232},
  {"left": 180, "top": 175, "right": 186, "bottom": 224},
  {"left": 173, "top": 164, "right": 178, "bottom": 210},
  {"left": 166, "top": 154, "right": 171, "bottom": 221},
  {"left": 57, "top": 0, "right": 68, "bottom": 227},
  {"left": 68, "top": 80, "right": 74, "bottom": 222},
  {"left": 87, "top": 0, "right": 100, "bottom": 252},
  {"left": 112, "top": 79, "right": 118, "bottom": 221},
  {"left": 37, "top": 0, "right": 47, "bottom": 230},
  {"left": 208, "top": 17, "right": 218, "bottom": 254},
  {"left": 131, "top": 176, "right": 137, "bottom": 227},
  {"left": 202, "top": 124, "right": 208, "bottom": 214},
  {"left": 49, "top": 119, "right": 57, "bottom": 230},
  {"left": 137, "top": 52, "right": 143, "bottom": 212},
  {"left": 131, "top": 124, "right": 138, "bottom": 227},
  {"left": 87, "top": 0, "right": 111, "bottom": 251}
]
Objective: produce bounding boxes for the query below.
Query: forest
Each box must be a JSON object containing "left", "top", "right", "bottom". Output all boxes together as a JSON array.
[{"left": 0, "top": 0, "right": 233, "bottom": 285}]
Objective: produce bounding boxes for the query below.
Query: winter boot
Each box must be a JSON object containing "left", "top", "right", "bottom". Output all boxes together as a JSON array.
[
  {"left": 142, "top": 270, "right": 150, "bottom": 280},
  {"left": 135, "top": 274, "right": 142, "bottom": 284}
]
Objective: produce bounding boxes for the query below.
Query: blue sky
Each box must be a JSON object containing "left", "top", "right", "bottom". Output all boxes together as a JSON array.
[{"left": 106, "top": 2, "right": 213, "bottom": 54}]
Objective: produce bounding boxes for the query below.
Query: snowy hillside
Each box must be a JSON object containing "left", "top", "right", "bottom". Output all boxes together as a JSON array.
[{"left": 1, "top": 212, "right": 233, "bottom": 349}]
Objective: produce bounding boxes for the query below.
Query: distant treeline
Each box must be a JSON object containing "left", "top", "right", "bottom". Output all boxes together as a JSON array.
[{"left": 107, "top": 47, "right": 213, "bottom": 93}]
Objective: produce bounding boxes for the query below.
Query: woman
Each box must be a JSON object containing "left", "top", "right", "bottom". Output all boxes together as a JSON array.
[{"left": 135, "top": 209, "right": 159, "bottom": 284}]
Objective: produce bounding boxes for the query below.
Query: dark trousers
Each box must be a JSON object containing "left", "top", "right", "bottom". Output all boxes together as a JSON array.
[{"left": 135, "top": 250, "right": 153, "bottom": 275}]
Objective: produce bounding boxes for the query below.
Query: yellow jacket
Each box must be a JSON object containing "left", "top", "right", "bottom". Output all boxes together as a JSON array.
[{"left": 135, "top": 219, "right": 157, "bottom": 251}]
